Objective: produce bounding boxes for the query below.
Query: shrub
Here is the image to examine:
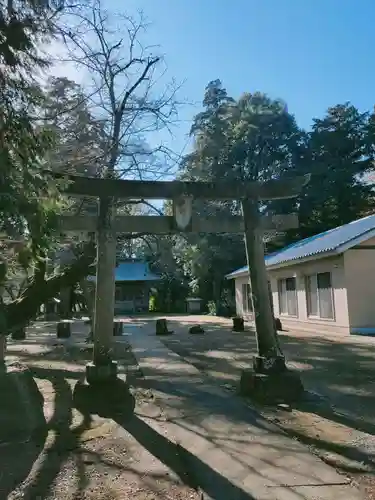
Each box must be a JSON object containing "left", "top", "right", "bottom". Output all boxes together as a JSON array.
[
  {"left": 149, "top": 295, "right": 157, "bottom": 312},
  {"left": 207, "top": 300, "right": 217, "bottom": 316}
]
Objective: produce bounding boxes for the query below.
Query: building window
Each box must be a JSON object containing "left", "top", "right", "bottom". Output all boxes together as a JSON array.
[
  {"left": 305, "top": 272, "right": 334, "bottom": 319},
  {"left": 277, "top": 277, "right": 298, "bottom": 316},
  {"left": 242, "top": 283, "right": 253, "bottom": 314}
]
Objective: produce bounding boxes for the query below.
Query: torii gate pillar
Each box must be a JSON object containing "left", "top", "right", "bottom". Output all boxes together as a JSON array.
[
  {"left": 86, "top": 197, "right": 118, "bottom": 384},
  {"left": 240, "top": 198, "right": 304, "bottom": 401}
]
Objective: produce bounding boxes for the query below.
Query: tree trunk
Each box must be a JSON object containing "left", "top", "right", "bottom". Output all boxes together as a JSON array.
[
  {"left": 81, "top": 280, "right": 94, "bottom": 318},
  {"left": 59, "top": 287, "right": 72, "bottom": 319},
  {"left": 2, "top": 242, "right": 96, "bottom": 335},
  {"left": 212, "top": 276, "right": 221, "bottom": 314},
  {"left": 81, "top": 279, "right": 95, "bottom": 341},
  {"left": 0, "top": 285, "right": 5, "bottom": 363},
  {"left": 0, "top": 335, "right": 6, "bottom": 364}
]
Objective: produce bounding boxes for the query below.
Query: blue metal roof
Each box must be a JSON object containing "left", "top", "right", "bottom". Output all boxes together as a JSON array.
[
  {"left": 227, "top": 213, "right": 375, "bottom": 278},
  {"left": 88, "top": 261, "right": 160, "bottom": 282}
]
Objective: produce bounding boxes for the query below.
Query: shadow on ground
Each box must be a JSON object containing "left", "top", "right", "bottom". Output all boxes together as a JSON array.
[
  {"left": 72, "top": 378, "right": 255, "bottom": 500},
  {"left": 4, "top": 365, "right": 94, "bottom": 500},
  {"left": 153, "top": 318, "right": 375, "bottom": 429},
  {"left": 0, "top": 386, "right": 46, "bottom": 498},
  {"left": 5, "top": 317, "right": 374, "bottom": 498},
  {"left": 4, "top": 329, "right": 255, "bottom": 499},
  {"left": 128, "top": 315, "right": 375, "bottom": 478}
]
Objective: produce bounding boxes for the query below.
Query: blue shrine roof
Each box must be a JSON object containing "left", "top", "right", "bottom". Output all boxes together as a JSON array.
[{"left": 88, "top": 261, "right": 160, "bottom": 282}]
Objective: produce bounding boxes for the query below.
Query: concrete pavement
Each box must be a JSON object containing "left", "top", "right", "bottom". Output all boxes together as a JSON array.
[{"left": 121, "top": 322, "right": 363, "bottom": 500}]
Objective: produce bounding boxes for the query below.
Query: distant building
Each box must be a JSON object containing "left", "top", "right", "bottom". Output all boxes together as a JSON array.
[
  {"left": 227, "top": 214, "right": 375, "bottom": 336},
  {"left": 88, "top": 259, "right": 160, "bottom": 314}
]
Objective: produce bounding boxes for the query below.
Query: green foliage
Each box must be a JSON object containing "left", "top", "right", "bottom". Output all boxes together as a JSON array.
[
  {"left": 183, "top": 80, "right": 301, "bottom": 184},
  {"left": 173, "top": 81, "right": 375, "bottom": 306},
  {"left": 207, "top": 300, "right": 217, "bottom": 316},
  {"left": 299, "top": 103, "right": 374, "bottom": 236},
  {"left": 0, "top": 113, "right": 62, "bottom": 252},
  {"left": 177, "top": 80, "right": 300, "bottom": 304},
  {"left": 0, "top": 0, "right": 53, "bottom": 71},
  {"left": 270, "top": 103, "right": 375, "bottom": 244},
  {"left": 42, "top": 76, "right": 107, "bottom": 179},
  {"left": 149, "top": 294, "right": 157, "bottom": 312},
  {"left": 0, "top": 0, "right": 66, "bottom": 283},
  {"left": 131, "top": 230, "right": 190, "bottom": 313}
]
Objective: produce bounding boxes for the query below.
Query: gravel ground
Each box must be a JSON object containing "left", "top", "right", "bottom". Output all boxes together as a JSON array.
[
  {"left": 5, "top": 316, "right": 375, "bottom": 499},
  {"left": 149, "top": 315, "right": 375, "bottom": 500},
  {"left": 2, "top": 321, "right": 201, "bottom": 500}
]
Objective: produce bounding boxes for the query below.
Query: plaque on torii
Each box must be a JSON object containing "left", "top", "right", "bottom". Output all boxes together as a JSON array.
[{"left": 54, "top": 171, "right": 310, "bottom": 394}]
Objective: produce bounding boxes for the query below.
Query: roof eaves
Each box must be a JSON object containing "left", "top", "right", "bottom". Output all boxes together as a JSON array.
[
  {"left": 142, "top": 274, "right": 161, "bottom": 281},
  {"left": 226, "top": 271, "right": 247, "bottom": 280},
  {"left": 225, "top": 266, "right": 249, "bottom": 279},
  {"left": 333, "top": 226, "right": 375, "bottom": 254},
  {"left": 227, "top": 248, "right": 342, "bottom": 277},
  {"left": 265, "top": 249, "right": 341, "bottom": 270},
  {"left": 226, "top": 221, "right": 375, "bottom": 278}
]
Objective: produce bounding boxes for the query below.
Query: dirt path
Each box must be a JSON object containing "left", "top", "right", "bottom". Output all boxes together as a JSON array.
[
  {"left": 147, "top": 315, "right": 375, "bottom": 499},
  {"left": 3, "top": 321, "right": 200, "bottom": 500}
]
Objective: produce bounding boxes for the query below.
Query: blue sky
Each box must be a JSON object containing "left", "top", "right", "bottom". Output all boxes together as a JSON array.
[
  {"left": 100, "top": 0, "right": 374, "bottom": 154},
  {"left": 53, "top": 1, "right": 375, "bottom": 159}
]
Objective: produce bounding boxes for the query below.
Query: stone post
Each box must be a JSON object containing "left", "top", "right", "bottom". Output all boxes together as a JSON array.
[
  {"left": 86, "top": 197, "right": 118, "bottom": 384},
  {"left": 241, "top": 198, "right": 283, "bottom": 367},
  {"left": 240, "top": 199, "right": 303, "bottom": 402}
]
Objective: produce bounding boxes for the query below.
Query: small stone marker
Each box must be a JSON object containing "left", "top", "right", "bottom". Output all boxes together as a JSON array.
[
  {"left": 274, "top": 317, "right": 282, "bottom": 331},
  {"left": 57, "top": 320, "right": 71, "bottom": 339},
  {"left": 84, "top": 319, "right": 93, "bottom": 343},
  {"left": 113, "top": 321, "right": 123, "bottom": 336},
  {"left": 188, "top": 325, "right": 205, "bottom": 334},
  {"left": 11, "top": 327, "right": 26, "bottom": 340},
  {"left": 232, "top": 316, "right": 244, "bottom": 332},
  {"left": 155, "top": 318, "right": 173, "bottom": 335}
]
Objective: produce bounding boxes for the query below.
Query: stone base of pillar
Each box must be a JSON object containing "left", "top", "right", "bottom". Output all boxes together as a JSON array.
[
  {"left": 252, "top": 354, "right": 287, "bottom": 374},
  {"left": 239, "top": 365, "right": 304, "bottom": 404},
  {"left": 85, "top": 360, "right": 118, "bottom": 385},
  {"left": 73, "top": 375, "right": 133, "bottom": 418},
  {"left": 11, "top": 327, "right": 26, "bottom": 340},
  {"left": 232, "top": 316, "right": 245, "bottom": 332}
]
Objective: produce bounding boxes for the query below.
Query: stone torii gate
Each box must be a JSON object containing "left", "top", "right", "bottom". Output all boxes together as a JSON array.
[{"left": 59, "top": 173, "right": 309, "bottom": 399}]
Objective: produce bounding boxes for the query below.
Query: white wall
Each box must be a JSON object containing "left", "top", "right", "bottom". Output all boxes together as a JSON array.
[
  {"left": 344, "top": 236, "right": 375, "bottom": 333},
  {"left": 234, "top": 275, "right": 254, "bottom": 319},
  {"left": 233, "top": 254, "right": 350, "bottom": 335}
]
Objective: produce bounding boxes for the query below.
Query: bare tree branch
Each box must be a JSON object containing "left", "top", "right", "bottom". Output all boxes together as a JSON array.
[
  {"left": 41, "top": 2, "right": 186, "bottom": 267},
  {"left": 56, "top": 0, "right": 182, "bottom": 182}
]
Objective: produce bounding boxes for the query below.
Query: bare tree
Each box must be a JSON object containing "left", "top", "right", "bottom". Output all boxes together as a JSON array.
[
  {"left": 42, "top": 2, "right": 184, "bottom": 336},
  {"left": 58, "top": 0, "right": 181, "bottom": 181}
]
